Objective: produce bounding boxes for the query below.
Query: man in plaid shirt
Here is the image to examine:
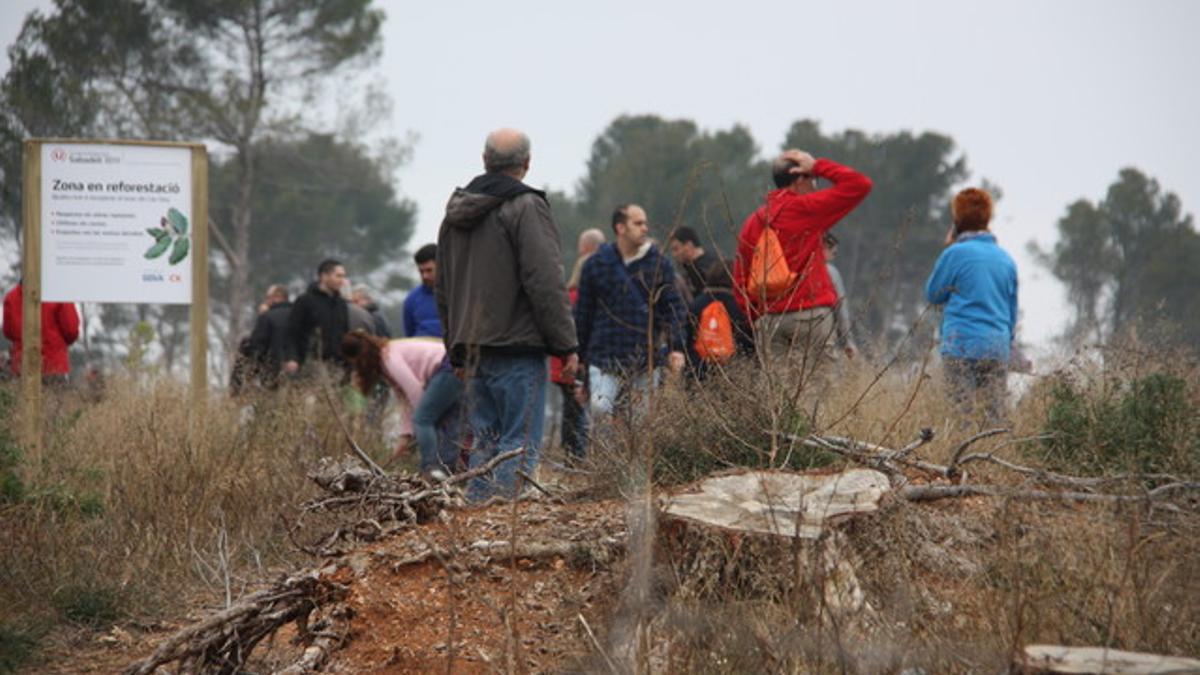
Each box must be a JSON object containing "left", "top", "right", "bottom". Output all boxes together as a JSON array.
[{"left": 575, "top": 204, "right": 687, "bottom": 418}]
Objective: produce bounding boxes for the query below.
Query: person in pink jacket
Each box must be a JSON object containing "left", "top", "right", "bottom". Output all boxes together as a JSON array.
[{"left": 341, "top": 331, "right": 464, "bottom": 479}]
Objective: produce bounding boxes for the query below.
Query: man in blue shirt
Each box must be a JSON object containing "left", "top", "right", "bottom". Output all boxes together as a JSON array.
[
  {"left": 403, "top": 243, "right": 443, "bottom": 337},
  {"left": 925, "top": 188, "right": 1018, "bottom": 425}
]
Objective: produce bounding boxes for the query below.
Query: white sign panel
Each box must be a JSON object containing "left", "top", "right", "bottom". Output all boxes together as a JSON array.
[{"left": 41, "top": 143, "right": 193, "bottom": 304}]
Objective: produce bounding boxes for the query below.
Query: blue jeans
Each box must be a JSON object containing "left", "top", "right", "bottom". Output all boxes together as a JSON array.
[
  {"left": 466, "top": 354, "right": 547, "bottom": 501},
  {"left": 412, "top": 369, "right": 464, "bottom": 474}
]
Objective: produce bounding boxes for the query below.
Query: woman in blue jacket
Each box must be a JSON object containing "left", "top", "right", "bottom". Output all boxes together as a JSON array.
[{"left": 925, "top": 188, "right": 1018, "bottom": 424}]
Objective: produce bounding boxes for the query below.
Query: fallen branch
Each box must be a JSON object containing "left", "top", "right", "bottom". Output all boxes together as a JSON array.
[
  {"left": 446, "top": 447, "right": 525, "bottom": 487},
  {"left": 275, "top": 613, "right": 350, "bottom": 675},
  {"left": 899, "top": 482, "right": 1200, "bottom": 504},
  {"left": 945, "top": 428, "right": 1009, "bottom": 479},
  {"left": 955, "top": 452, "right": 1184, "bottom": 489},
  {"left": 124, "top": 567, "right": 347, "bottom": 675},
  {"left": 773, "top": 430, "right": 1200, "bottom": 506}
]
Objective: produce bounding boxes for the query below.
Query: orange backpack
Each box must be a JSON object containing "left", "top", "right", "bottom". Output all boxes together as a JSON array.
[
  {"left": 694, "top": 301, "right": 736, "bottom": 364},
  {"left": 746, "top": 223, "right": 798, "bottom": 303}
]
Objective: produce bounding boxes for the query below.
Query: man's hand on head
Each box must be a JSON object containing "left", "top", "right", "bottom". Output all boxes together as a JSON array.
[{"left": 783, "top": 149, "right": 816, "bottom": 174}]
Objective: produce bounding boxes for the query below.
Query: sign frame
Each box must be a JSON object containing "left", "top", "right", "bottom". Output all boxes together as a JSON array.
[{"left": 21, "top": 138, "right": 209, "bottom": 448}]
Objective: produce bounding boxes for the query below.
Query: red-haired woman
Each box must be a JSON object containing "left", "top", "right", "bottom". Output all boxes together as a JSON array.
[
  {"left": 341, "top": 331, "right": 464, "bottom": 479},
  {"left": 924, "top": 188, "right": 1019, "bottom": 424}
]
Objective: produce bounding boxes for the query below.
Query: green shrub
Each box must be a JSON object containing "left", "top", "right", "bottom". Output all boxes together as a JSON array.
[
  {"left": 52, "top": 583, "right": 124, "bottom": 627},
  {"left": 1039, "top": 372, "right": 1200, "bottom": 476},
  {"left": 643, "top": 365, "right": 839, "bottom": 486},
  {"left": 0, "top": 620, "right": 42, "bottom": 674}
]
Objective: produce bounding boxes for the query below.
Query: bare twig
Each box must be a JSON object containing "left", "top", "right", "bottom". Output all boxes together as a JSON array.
[
  {"left": 318, "top": 380, "right": 385, "bottom": 477},
  {"left": 578, "top": 613, "right": 620, "bottom": 675},
  {"left": 516, "top": 469, "right": 562, "bottom": 503},
  {"left": 445, "top": 448, "right": 525, "bottom": 487},
  {"left": 945, "top": 428, "right": 1010, "bottom": 479}
]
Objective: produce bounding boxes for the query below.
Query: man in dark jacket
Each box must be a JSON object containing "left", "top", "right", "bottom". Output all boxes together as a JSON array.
[
  {"left": 575, "top": 204, "right": 688, "bottom": 418},
  {"left": 283, "top": 259, "right": 350, "bottom": 375},
  {"left": 438, "top": 128, "right": 578, "bottom": 501},
  {"left": 685, "top": 262, "right": 755, "bottom": 381},
  {"left": 667, "top": 225, "right": 719, "bottom": 299},
  {"left": 246, "top": 284, "right": 292, "bottom": 389}
]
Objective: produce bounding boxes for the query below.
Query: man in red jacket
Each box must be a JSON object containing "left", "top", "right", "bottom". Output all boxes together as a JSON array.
[
  {"left": 3, "top": 282, "right": 81, "bottom": 381},
  {"left": 733, "top": 150, "right": 871, "bottom": 377}
]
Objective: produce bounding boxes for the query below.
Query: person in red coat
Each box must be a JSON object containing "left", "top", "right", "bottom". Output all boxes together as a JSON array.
[
  {"left": 3, "top": 282, "right": 80, "bottom": 379},
  {"left": 733, "top": 150, "right": 871, "bottom": 375}
]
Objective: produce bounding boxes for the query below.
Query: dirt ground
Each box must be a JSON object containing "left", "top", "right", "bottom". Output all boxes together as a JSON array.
[
  {"left": 33, "top": 496, "right": 629, "bottom": 674},
  {"left": 29, "top": 470, "right": 1200, "bottom": 674}
]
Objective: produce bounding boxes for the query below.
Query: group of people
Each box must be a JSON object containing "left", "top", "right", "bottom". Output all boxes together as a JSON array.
[
  {"left": 231, "top": 242, "right": 462, "bottom": 483},
  {"left": 3, "top": 127, "right": 1020, "bottom": 503},
  {"left": 385, "top": 129, "right": 1016, "bottom": 500}
]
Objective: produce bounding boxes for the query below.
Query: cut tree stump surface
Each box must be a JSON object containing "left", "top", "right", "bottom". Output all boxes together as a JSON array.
[
  {"left": 1021, "top": 644, "right": 1200, "bottom": 674},
  {"left": 661, "top": 468, "right": 891, "bottom": 538}
]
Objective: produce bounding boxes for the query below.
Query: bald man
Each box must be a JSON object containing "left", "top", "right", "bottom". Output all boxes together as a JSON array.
[
  {"left": 578, "top": 228, "right": 605, "bottom": 258},
  {"left": 438, "top": 128, "right": 578, "bottom": 501}
]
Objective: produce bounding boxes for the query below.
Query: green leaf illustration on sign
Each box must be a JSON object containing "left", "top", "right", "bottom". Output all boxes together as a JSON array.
[
  {"left": 147, "top": 227, "right": 169, "bottom": 240},
  {"left": 169, "top": 236, "right": 190, "bottom": 265},
  {"left": 167, "top": 208, "right": 189, "bottom": 236},
  {"left": 145, "top": 238, "right": 171, "bottom": 259}
]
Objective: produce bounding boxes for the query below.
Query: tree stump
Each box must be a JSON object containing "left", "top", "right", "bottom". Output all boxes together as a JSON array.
[
  {"left": 659, "top": 469, "right": 890, "bottom": 615},
  {"left": 1019, "top": 645, "right": 1200, "bottom": 674}
]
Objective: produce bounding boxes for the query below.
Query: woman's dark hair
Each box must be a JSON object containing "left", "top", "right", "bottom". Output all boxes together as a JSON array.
[{"left": 341, "top": 330, "right": 387, "bottom": 394}]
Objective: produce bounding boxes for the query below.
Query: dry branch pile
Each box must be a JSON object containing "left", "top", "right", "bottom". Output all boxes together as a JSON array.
[
  {"left": 293, "top": 448, "right": 524, "bottom": 556},
  {"left": 123, "top": 567, "right": 349, "bottom": 675}
]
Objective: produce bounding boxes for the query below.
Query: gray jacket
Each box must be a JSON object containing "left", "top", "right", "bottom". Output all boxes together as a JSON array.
[{"left": 436, "top": 172, "right": 577, "bottom": 367}]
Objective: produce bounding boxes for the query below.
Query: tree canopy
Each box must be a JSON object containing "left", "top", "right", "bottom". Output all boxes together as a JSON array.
[
  {"left": 0, "top": 0, "right": 388, "bottom": 358},
  {"left": 1032, "top": 168, "right": 1200, "bottom": 347},
  {"left": 555, "top": 115, "right": 974, "bottom": 349}
]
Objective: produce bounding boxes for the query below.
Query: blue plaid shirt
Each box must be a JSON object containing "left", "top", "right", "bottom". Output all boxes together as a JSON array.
[{"left": 575, "top": 242, "right": 687, "bottom": 372}]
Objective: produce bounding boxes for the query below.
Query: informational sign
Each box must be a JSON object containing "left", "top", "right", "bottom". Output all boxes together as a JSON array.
[{"left": 40, "top": 142, "right": 194, "bottom": 304}]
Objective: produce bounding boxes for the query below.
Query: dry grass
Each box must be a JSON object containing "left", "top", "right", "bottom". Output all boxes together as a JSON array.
[
  {"left": 575, "top": 340, "right": 1200, "bottom": 672},
  {"left": 1, "top": 337, "right": 1197, "bottom": 673},
  {"left": 0, "top": 374, "right": 371, "bottom": 664}
]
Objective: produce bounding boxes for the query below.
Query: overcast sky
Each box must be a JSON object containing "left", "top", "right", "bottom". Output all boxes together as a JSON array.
[{"left": 3, "top": 0, "right": 1198, "bottom": 355}]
